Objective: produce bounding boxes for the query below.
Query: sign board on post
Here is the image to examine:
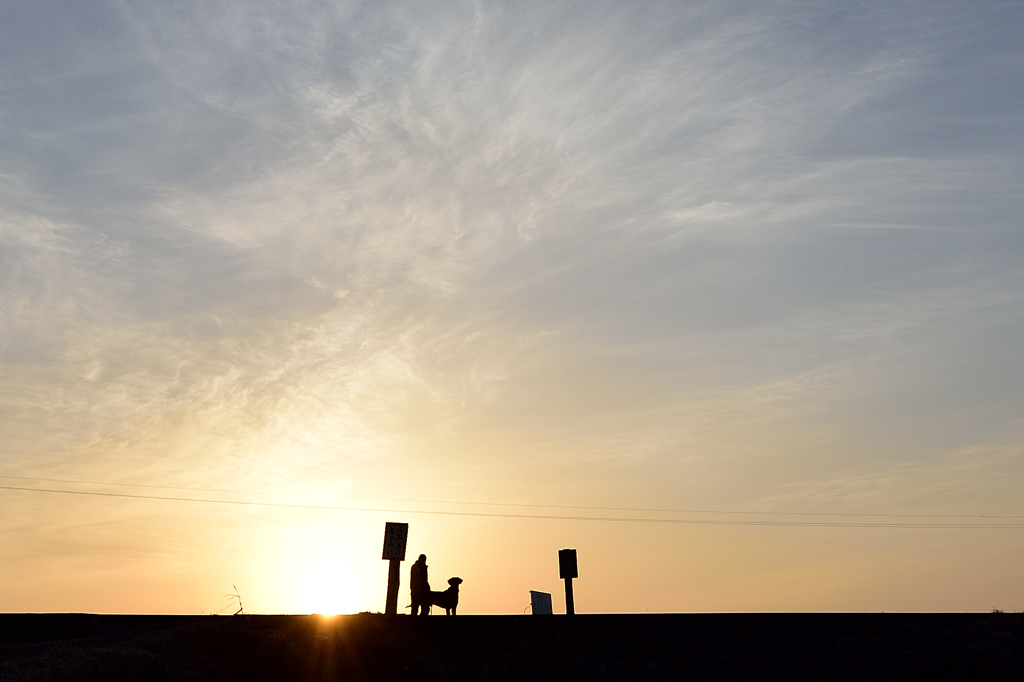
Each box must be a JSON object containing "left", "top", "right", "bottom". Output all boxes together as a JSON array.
[
  {"left": 382, "top": 522, "right": 409, "bottom": 615},
  {"left": 382, "top": 522, "right": 409, "bottom": 561}
]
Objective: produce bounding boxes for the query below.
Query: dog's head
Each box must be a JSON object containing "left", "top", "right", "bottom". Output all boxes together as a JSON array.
[{"left": 447, "top": 577, "right": 463, "bottom": 587}]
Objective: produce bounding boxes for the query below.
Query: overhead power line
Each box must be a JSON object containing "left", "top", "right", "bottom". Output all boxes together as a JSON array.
[
  {"left": 2, "top": 475, "right": 1022, "bottom": 520},
  {"left": 2, "top": 484, "right": 1024, "bottom": 529},
  {"left": 0, "top": 474, "right": 311, "bottom": 497}
]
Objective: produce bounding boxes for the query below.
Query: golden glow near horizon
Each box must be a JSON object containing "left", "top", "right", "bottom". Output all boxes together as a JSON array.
[{"left": 3, "top": 1, "right": 1024, "bottom": 615}]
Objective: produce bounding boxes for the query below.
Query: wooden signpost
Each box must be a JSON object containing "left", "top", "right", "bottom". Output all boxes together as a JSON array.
[
  {"left": 382, "top": 522, "right": 409, "bottom": 616},
  {"left": 558, "top": 548, "right": 578, "bottom": 615}
]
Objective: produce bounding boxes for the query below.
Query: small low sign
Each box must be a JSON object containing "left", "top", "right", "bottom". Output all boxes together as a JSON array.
[
  {"left": 530, "top": 590, "right": 553, "bottom": 615},
  {"left": 382, "top": 522, "right": 409, "bottom": 561}
]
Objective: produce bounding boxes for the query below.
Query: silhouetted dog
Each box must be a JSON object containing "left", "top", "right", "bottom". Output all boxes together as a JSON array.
[{"left": 426, "top": 577, "right": 463, "bottom": 615}]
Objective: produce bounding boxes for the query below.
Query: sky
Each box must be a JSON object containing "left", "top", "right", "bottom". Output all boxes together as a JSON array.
[{"left": 1, "top": 0, "right": 1023, "bottom": 615}]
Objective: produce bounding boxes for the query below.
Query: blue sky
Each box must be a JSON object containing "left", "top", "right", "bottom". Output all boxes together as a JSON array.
[{"left": 2, "top": 0, "right": 1023, "bottom": 614}]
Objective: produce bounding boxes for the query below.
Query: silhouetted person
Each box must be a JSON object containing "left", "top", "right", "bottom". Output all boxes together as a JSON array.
[{"left": 410, "top": 554, "right": 430, "bottom": 616}]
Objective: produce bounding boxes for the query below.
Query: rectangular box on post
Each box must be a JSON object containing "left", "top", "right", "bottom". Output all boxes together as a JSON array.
[
  {"left": 558, "top": 548, "right": 578, "bottom": 615},
  {"left": 558, "top": 549, "right": 578, "bottom": 579}
]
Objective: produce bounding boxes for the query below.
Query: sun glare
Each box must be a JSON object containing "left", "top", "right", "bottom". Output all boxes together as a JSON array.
[
  {"left": 267, "top": 522, "right": 377, "bottom": 616},
  {"left": 294, "top": 561, "right": 361, "bottom": 616}
]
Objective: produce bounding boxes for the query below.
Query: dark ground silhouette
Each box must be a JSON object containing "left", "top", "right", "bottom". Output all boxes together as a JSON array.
[{"left": 2, "top": 612, "right": 1023, "bottom": 681}]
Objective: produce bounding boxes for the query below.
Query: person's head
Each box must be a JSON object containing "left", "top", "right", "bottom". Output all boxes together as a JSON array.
[{"left": 418, "top": 554, "right": 426, "bottom": 562}]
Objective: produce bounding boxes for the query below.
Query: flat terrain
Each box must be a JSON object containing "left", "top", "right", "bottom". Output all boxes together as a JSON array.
[{"left": 2, "top": 612, "right": 1023, "bottom": 681}]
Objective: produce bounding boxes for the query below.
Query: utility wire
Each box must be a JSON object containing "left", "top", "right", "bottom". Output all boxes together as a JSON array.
[
  {"left": 0, "top": 474, "right": 312, "bottom": 497},
  {"left": 3, "top": 484, "right": 1024, "bottom": 529},
  {"left": 1, "top": 475, "right": 1022, "bottom": 520}
]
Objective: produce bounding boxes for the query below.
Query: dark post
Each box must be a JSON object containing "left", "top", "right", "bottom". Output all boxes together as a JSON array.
[
  {"left": 382, "top": 522, "right": 409, "bottom": 616},
  {"left": 385, "top": 558, "right": 401, "bottom": 615},
  {"left": 558, "top": 548, "right": 578, "bottom": 616}
]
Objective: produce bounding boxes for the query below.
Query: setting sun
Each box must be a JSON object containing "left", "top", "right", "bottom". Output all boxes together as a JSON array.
[
  {"left": 260, "top": 522, "right": 380, "bottom": 616},
  {"left": 293, "top": 561, "right": 359, "bottom": 616}
]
